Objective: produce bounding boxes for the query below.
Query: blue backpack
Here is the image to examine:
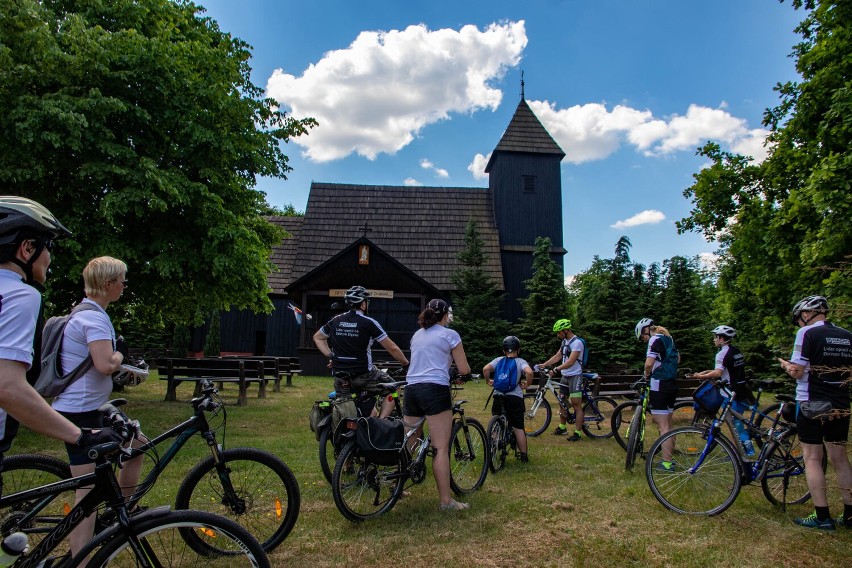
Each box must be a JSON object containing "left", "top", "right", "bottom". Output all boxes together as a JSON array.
[
  {"left": 651, "top": 334, "right": 679, "bottom": 381},
  {"left": 492, "top": 357, "right": 519, "bottom": 393},
  {"left": 569, "top": 336, "right": 589, "bottom": 370}
]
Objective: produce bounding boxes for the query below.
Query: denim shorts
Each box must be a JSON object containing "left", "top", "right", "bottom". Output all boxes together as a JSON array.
[{"left": 403, "top": 383, "right": 452, "bottom": 416}]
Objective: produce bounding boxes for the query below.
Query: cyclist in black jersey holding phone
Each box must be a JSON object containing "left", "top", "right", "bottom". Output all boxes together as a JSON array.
[
  {"left": 689, "top": 325, "right": 754, "bottom": 407},
  {"left": 313, "top": 285, "right": 409, "bottom": 418}
]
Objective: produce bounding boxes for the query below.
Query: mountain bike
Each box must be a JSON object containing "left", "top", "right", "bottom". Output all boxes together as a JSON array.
[
  {"left": 331, "top": 378, "right": 488, "bottom": 522},
  {"left": 316, "top": 371, "right": 405, "bottom": 484},
  {"left": 612, "top": 398, "right": 695, "bottom": 451},
  {"left": 487, "top": 391, "right": 519, "bottom": 473},
  {"left": 0, "top": 402, "right": 270, "bottom": 567},
  {"left": 644, "top": 380, "right": 826, "bottom": 515},
  {"left": 2, "top": 380, "right": 300, "bottom": 554},
  {"left": 522, "top": 367, "right": 616, "bottom": 439}
]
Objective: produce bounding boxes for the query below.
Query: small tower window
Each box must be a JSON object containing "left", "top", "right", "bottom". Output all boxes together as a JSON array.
[{"left": 522, "top": 175, "right": 536, "bottom": 193}]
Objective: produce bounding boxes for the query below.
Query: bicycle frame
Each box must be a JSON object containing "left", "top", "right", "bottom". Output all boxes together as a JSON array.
[
  {"left": 529, "top": 371, "right": 601, "bottom": 421},
  {"left": 0, "top": 445, "right": 163, "bottom": 568}
]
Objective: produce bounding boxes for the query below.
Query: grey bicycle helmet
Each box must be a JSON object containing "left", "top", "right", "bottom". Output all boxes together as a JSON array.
[
  {"left": 344, "top": 285, "right": 371, "bottom": 307},
  {"left": 791, "top": 295, "right": 829, "bottom": 324},
  {"left": 0, "top": 196, "right": 71, "bottom": 244},
  {"left": 502, "top": 335, "right": 520, "bottom": 353},
  {"left": 635, "top": 318, "right": 653, "bottom": 340},
  {"left": 711, "top": 325, "right": 736, "bottom": 338}
]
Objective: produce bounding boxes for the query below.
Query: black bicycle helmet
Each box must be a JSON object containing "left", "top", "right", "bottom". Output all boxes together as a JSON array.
[
  {"left": 502, "top": 335, "right": 520, "bottom": 353},
  {"left": 0, "top": 196, "right": 71, "bottom": 244},
  {"left": 791, "top": 295, "right": 829, "bottom": 324},
  {"left": 344, "top": 285, "right": 371, "bottom": 307}
]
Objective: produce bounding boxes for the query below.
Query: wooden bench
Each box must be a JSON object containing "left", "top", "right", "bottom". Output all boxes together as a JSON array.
[
  {"left": 591, "top": 372, "right": 701, "bottom": 402},
  {"left": 157, "top": 358, "right": 267, "bottom": 406},
  {"left": 221, "top": 356, "right": 299, "bottom": 391},
  {"left": 279, "top": 356, "right": 301, "bottom": 388}
]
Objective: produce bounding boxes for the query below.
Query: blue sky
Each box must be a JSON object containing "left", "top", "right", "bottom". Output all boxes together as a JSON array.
[{"left": 196, "top": 0, "right": 803, "bottom": 279}]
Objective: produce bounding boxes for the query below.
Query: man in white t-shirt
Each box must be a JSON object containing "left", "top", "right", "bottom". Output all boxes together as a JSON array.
[{"left": 540, "top": 319, "right": 586, "bottom": 441}]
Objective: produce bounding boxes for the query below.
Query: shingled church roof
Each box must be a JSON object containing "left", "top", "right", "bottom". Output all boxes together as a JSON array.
[
  {"left": 267, "top": 183, "right": 503, "bottom": 294},
  {"left": 485, "top": 99, "right": 565, "bottom": 172}
]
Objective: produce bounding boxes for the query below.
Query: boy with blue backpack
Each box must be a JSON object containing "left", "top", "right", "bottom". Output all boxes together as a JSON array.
[{"left": 483, "top": 336, "right": 533, "bottom": 462}]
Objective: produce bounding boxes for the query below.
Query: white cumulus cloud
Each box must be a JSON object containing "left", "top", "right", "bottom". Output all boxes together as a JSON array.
[
  {"left": 467, "top": 152, "right": 491, "bottom": 180},
  {"left": 266, "top": 21, "right": 527, "bottom": 162},
  {"left": 611, "top": 210, "right": 666, "bottom": 229},
  {"left": 420, "top": 159, "right": 449, "bottom": 178},
  {"left": 403, "top": 177, "right": 423, "bottom": 186}
]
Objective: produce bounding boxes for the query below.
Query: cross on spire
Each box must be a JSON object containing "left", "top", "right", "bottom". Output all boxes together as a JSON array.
[
  {"left": 520, "top": 70, "right": 525, "bottom": 100},
  {"left": 358, "top": 222, "right": 373, "bottom": 238}
]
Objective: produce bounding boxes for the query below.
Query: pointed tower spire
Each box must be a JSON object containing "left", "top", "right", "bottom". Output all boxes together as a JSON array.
[{"left": 520, "top": 70, "right": 525, "bottom": 100}]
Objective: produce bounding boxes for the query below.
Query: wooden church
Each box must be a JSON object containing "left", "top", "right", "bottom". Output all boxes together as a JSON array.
[{"left": 216, "top": 95, "right": 566, "bottom": 374}]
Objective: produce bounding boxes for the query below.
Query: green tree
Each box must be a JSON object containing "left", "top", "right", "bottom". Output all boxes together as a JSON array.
[
  {"left": 0, "top": 0, "right": 316, "bottom": 327},
  {"left": 515, "top": 237, "right": 571, "bottom": 364},
  {"left": 203, "top": 310, "right": 221, "bottom": 357},
  {"left": 659, "top": 256, "right": 713, "bottom": 371},
  {"left": 451, "top": 218, "right": 508, "bottom": 371},
  {"left": 678, "top": 0, "right": 851, "bottom": 363}
]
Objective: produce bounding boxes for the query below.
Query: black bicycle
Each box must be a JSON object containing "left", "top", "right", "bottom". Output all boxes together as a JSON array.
[
  {"left": 486, "top": 391, "right": 520, "bottom": 473},
  {"left": 331, "top": 377, "right": 488, "bottom": 522},
  {"left": 0, "top": 402, "right": 270, "bottom": 567},
  {"left": 2, "top": 381, "right": 300, "bottom": 554},
  {"left": 523, "top": 367, "right": 617, "bottom": 438}
]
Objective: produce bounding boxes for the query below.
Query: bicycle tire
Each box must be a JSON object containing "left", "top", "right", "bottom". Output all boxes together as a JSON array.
[
  {"left": 581, "top": 396, "right": 617, "bottom": 439},
  {"left": 174, "top": 447, "right": 300, "bottom": 553},
  {"left": 0, "top": 454, "right": 72, "bottom": 547},
  {"left": 318, "top": 426, "right": 335, "bottom": 485},
  {"left": 81, "top": 509, "right": 270, "bottom": 568},
  {"left": 486, "top": 416, "right": 507, "bottom": 473},
  {"left": 523, "top": 393, "right": 551, "bottom": 437},
  {"left": 753, "top": 402, "right": 784, "bottom": 431},
  {"left": 448, "top": 418, "right": 489, "bottom": 495},
  {"left": 760, "top": 429, "right": 826, "bottom": 507},
  {"left": 331, "top": 439, "right": 403, "bottom": 522},
  {"left": 611, "top": 401, "right": 638, "bottom": 451},
  {"left": 624, "top": 406, "right": 644, "bottom": 471},
  {"left": 645, "top": 426, "right": 742, "bottom": 516}
]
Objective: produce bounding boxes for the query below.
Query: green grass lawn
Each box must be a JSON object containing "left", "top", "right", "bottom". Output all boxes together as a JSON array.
[{"left": 10, "top": 374, "right": 851, "bottom": 567}]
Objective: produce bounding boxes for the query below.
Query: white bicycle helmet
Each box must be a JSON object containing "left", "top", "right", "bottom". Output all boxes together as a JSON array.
[
  {"left": 113, "top": 360, "right": 149, "bottom": 387},
  {"left": 711, "top": 325, "right": 736, "bottom": 338},
  {"left": 344, "top": 285, "right": 370, "bottom": 307},
  {"left": 635, "top": 318, "right": 653, "bottom": 340},
  {"left": 791, "top": 295, "right": 829, "bottom": 324}
]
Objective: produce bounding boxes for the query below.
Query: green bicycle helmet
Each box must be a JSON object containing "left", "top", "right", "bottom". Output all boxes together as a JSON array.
[{"left": 552, "top": 319, "right": 572, "bottom": 332}]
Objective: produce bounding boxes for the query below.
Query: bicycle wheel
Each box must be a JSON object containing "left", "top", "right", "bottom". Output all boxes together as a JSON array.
[
  {"left": 331, "top": 440, "right": 403, "bottom": 522},
  {"left": 760, "top": 429, "right": 826, "bottom": 507},
  {"left": 523, "top": 393, "right": 551, "bottom": 437},
  {"left": 486, "top": 416, "right": 507, "bottom": 473},
  {"left": 82, "top": 509, "right": 269, "bottom": 568},
  {"left": 581, "top": 396, "right": 617, "bottom": 439},
  {"left": 0, "top": 454, "right": 72, "bottom": 547},
  {"left": 624, "top": 406, "right": 644, "bottom": 471},
  {"left": 175, "top": 447, "right": 300, "bottom": 553},
  {"left": 318, "top": 426, "right": 335, "bottom": 484},
  {"left": 611, "top": 401, "right": 638, "bottom": 450},
  {"left": 449, "top": 418, "right": 488, "bottom": 495},
  {"left": 646, "top": 426, "right": 742, "bottom": 515}
]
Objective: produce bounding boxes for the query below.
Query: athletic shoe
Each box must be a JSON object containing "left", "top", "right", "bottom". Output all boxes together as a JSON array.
[
  {"left": 794, "top": 513, "right": 836, "bottom": 531},
  {"left": 837, "top": 515, "right": 852, "bottom": 529},
  {"left": 553, "top": 426, "right": 568, "bottom": 436},
  {"left": 655, "top": 461, "right": 678, "bottom": 473},
  {"left": 566, "top": 432, "right": 582, "bottom": 442}
]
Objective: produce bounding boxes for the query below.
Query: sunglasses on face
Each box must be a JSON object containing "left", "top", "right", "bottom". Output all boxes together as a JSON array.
[{"left": 31, "top": 239, "right": 54, "bottom": 252}]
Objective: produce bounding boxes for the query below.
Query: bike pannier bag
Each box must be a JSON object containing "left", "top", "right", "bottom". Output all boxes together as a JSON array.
[
  {"left": 310, "top": 400, "right": 332, "bottom": 440},
  {"left": 331, "top": 397, "right": 358, "bottom": 434},
  {"left": 355, "top": 416, "right": 404, "bottom": 466},
  {"left": 693, "top": 380, "right": 723, "bottom": 415}
]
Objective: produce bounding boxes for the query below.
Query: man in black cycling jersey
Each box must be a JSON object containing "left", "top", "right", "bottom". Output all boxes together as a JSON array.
[
  {"left": 689, "top": 325, "right": 754, "bottom": 406},
  {"left": 313, "top": 286, "right": 408, "bottom": 418},
  {"left": 779, "top": 295, "right": 852, "bottom": 531}
]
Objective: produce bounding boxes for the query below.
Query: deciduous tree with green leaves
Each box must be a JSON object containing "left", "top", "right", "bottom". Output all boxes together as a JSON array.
[
  {"left": 450, "top": 218, "right": 508, "bottom": 372},
  {"left": 0, "top": 0, "right": 316, "bottom": 329},
  {"left": 678, "top": 0, "right": 851, "bottom": 362}
]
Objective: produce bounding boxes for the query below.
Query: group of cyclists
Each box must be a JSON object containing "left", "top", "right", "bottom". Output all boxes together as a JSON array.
[
  {"left": 313, "top": 283, "right": 852, "bottom": 530},
  {"left": 0, "top": 196, "right": 849, "bottom": 536}
]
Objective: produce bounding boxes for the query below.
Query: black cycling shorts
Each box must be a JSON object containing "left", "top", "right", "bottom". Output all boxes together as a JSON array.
[
  {"left": 796, "top": 410, "right": 850, "bottom": 445},
  {"left": 492, "top": 394, "right": 525, "bottom": 431},
  {"left": 649, "top": 379, "right": 678, "bottom": 414},
  {"left": 403, "top": 383, "right": 452, "bottom": 417}
]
